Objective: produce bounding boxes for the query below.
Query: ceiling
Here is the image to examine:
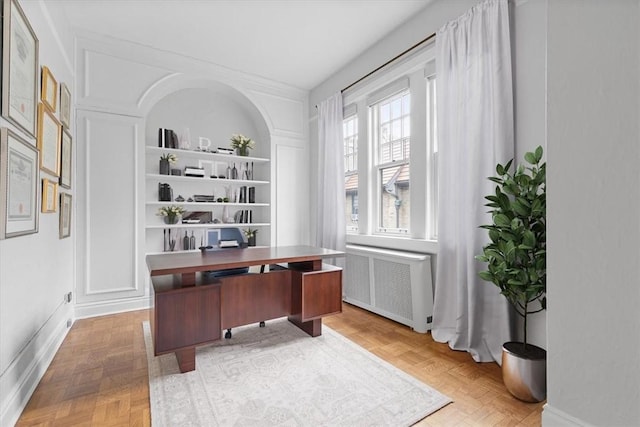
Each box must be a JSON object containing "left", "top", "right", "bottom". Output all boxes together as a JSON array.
[{"left": 56, "top": 0, "right": 432, "bottom": 90}]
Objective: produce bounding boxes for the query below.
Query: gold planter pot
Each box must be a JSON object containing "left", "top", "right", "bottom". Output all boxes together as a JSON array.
[{"left": 501, "top": 341, "right": 547, "bottom": 402}]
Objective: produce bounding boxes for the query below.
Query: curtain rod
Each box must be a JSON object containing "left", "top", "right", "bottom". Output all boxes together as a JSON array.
[{"left": 340, "top": 32, "right": 436, "bottom": 94}]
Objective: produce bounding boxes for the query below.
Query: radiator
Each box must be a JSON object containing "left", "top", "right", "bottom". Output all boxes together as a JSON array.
[{"left": 344, "top": 244, "right": 433, "bottom": 333}]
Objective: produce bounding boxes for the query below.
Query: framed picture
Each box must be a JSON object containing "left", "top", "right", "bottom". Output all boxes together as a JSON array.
[
  {"left": 41, "top": 66, "right": 57, "bottom": 112},
  {"left": 197, "top": 159, "right": 217, "bottom": 178},
  {"left": 0, "top": 127, "right": 39, "bottom": 239},
  {"left": 41, "top": 178, "right": 57, "bottom": 213},
  {"left": 1, "top": 0, "right": 39, "bottom": 138},
  {"left": 59, "top": 82, "right": 71, "bottom": 127},
  {"left": 37, "top": 103, "right": 61, "bottom": 176},
  {"left": 59, "top": 192, "right": 71, "bottom": 238},
  {"left": 59, "top": 129, "right": 72, "bottom": 189},
  {"left": 207, "top": 229, "right": 220, "bottom": 247}
]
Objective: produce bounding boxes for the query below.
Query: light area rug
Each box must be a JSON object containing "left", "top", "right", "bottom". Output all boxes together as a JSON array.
[{"left": 143, "top": 319, "right": 452, "bottom": 426}]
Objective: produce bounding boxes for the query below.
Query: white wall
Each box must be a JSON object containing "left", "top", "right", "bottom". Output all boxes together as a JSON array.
[
  {"left": 512, "top": 0, "right": 547, "bottom": 349},
  {"left": 73, "top": 30, "right": 310, "bottom": 319},
  {"left": 0, "top": 1, "right": 75, "bottom": 425},
  {"left": 544, "top": 0, "right": 640, "bottom": 425},
  {"left": 145, "top": 88, "right": 265, "bottom": 157},
  {"left": 309, "top": 0, "right": 548, "bottom": 346}
]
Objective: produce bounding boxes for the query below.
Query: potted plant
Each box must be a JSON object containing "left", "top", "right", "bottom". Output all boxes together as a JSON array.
[
  {"left": 243, "top": 228, "right": 258, "bottom": 246},
  {"left": 476, "top": 145, "right": 547, "bottom": 402},
  {"left": 159, "top": 153, "right": 177, "bottom": 175},
  {"left": 157, "top": 205, "right": 185, "bottom": 224},
  {"left": 230, "top": 134, "right": 255, "bottom": 157}
]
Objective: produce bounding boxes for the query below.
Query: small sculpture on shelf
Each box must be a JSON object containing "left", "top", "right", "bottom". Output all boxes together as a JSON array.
[
  {"left": 159, "top": 153, "right": 177, "bottom": 175},
  {"left": 230, "top": 134, "right": 255, "bottom": 157}
]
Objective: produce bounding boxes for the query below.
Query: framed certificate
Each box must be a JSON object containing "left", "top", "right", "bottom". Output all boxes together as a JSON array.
[
  {"left": 59, "top": 129, "right": 72, "bottom": 189},
  {"left": 59, "top": 192, "right": 71, "bottom": 238},
  {"left": 1, "top": 0, "right": 39, "bottom": 137},
  {"left": 0, "top": 127, "right": 39, "bottom": 238},
  {"left": 37, "top": 103, "right": 61, "bottom": 177},
  {"left": 60, "top": 82, "right": 71, "bottom": 127},
  {"left": 41, "top": 65, "right": 58, "bottom": 112},
  {"left": 41, "top": 178, "right": 57, "bottom": 213}
]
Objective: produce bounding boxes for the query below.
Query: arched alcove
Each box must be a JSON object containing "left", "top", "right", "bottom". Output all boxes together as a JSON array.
[{"left": 143, "top": 79, "right": 270, "bottom": 158}]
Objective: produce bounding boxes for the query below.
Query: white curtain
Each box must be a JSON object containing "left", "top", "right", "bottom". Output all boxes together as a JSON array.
[
  {"left": 316, "top": 93, "right": 346, "bottom": 257},
  {"left": 432, "top": 0, "right": 514, "bottom": 363}
]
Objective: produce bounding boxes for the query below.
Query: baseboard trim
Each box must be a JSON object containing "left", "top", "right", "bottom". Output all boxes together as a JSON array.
[
  {"left": 0, "top": 303, "right": 73, "bottom": 427},
  {"left": 74, "top": 295, "right": 151, "bottom": 319},
  {"left": 542, "top": 403, "right": 593, "bottom": 426}
]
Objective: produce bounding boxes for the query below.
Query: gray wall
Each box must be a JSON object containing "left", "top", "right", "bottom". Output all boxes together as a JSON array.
[{"left": 544, "top": 0, "right": 640, "bottom": 425}]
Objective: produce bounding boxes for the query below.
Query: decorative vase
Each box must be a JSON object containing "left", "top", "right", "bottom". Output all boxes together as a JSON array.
[
  {"left": 164, "top": 215, "right": 179, "bottom": 225},
  {"left": 237, "top": 147, "right": 249, "bottom": 157},
  {"left": 501, "top": 342, "right": 547, "bottom": 402},
  {"left": 159, "top": 159, "right": 170, "bottom": 175},
  {"left": 248, "top": 235, "right": 256, "bottom": 247}
]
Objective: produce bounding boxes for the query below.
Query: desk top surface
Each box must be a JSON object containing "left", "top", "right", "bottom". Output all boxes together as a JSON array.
[{"left": 146, "top": 245, "right": 343, "bottom": 276}]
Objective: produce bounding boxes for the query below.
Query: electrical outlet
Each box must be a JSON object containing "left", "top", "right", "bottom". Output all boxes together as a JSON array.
[{"left": 64, "top": 292, "right": 72, "bottom": 303}]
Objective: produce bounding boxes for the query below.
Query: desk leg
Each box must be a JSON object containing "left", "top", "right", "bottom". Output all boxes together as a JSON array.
[
  {"left": 175, "top": 347, "right": 196, "bottom": 373},
  {"left": 288, "top": 315, "right": 322, "bottom": 337},
  {"left": 181, "top": 272, "right": 196, "bottom": 287}
]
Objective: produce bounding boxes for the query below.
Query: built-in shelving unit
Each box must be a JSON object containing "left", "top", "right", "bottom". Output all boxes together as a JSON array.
[{"left": 145, "top": 145, "right": 271, "bottom": 253}]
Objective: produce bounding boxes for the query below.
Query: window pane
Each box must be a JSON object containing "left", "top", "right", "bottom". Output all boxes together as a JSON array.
[
  {"left": 380, "top": 103, "right": 390, "bottom": 123},
  {"left": 391, "top": 119, "right": 402, "bottom": 141},
  {"left": 372, "top": 90, "right": 411, "bottom": 234},
  {"left": 391, "top": 98, "right": 402, "bottom": 119},
  {"left": 379, "top": 165, "right": 410, "bottom": 231},
  {"left": 343, "top": 115, "right": 358, "bottom": 231}
]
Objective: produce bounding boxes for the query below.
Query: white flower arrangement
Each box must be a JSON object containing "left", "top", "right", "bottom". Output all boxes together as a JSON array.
[
  {"left": 157, "top": 205, "right": 185, "bottom": 218},
  {"left": 230, "top": 134, "right": 255, "bottom": 151},
  {"left": 243, "top": 228, "right": 258, "bottom": 238},
  {"left": 160, "top": 153, "right": 178, "bottom": 163}
]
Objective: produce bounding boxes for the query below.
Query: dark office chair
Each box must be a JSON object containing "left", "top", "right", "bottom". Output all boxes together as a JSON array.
[
  {"left": 202, "top": 227, "right": 249, "bottom": 277},
  {"left": 201, "top": 227, "right": 264, "bottom": 339}
]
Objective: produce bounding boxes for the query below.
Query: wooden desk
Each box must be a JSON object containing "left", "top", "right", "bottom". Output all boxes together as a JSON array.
[{"left": 146, "top": 245, "right": 343, "bottom": 373}]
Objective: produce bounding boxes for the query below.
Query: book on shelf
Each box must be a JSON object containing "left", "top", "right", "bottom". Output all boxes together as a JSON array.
[{"left": 158, "top": 128, "right": 178, "bottom": 149}]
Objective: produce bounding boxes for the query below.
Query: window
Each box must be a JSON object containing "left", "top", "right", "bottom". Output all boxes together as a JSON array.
[
  {"left": 343, "top": 114, "right": 358, "bottom": 231},
  {"left": 371, "top": 90, "right": 411, "bottom": 234},
  {"left": 340, "top": 47, "right": 437, "bottom": 244}
]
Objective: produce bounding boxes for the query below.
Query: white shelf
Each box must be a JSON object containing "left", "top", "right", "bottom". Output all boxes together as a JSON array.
[
  {"left": 146, "top": 173, "right": 268, "bottom": 185},
  {"left": 146, "top": 142, "right": 270, "bottom": 253},
  {"left": 147, "top": 201, "right": 269, "bottom": 208},
  {"left": 145, "top": 246, "right": 269, "bottom": 256},
  {"left": 146, "top": 223, "right": 270, "bottom": 230},
  {"left": 146, "top": 146, "right": 269, "bottom": 163}
]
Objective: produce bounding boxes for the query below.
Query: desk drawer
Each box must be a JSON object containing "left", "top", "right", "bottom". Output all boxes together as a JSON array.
[
  {"left": 153, "top": 283, "right": 221, "bottom": 354},
  {"left": 292, "top": 264, "right": 343, "bottom": 322}
]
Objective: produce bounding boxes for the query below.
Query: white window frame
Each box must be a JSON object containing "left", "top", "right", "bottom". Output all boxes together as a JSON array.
[
  {"left": 341, "top": 43, "right": 438, "bottom": 252},
  {"left": 343, "top": 112, "right": 359, "bottom": 233},
  {"left": 425, "top": 67, "right": 438, "bottom": 240},
  {"left": 370, "top": 90, "right": 411, "bottom": 236}
]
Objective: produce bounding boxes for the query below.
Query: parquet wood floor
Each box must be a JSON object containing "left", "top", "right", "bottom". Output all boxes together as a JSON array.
[{"left": 16, "top": 303, "right": 542, "bottom": 426}]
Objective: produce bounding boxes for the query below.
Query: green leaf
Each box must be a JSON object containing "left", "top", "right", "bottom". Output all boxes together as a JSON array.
[
  {"left": 512, "top": 199, "right": 530, "bottom": 217},
  {"left": 478, "top": 271, "right": 494, "bottom": 282},
  {"left": 494, "top": 214, "right": 511, "bottom": 227},
  {"left": 522, "top": 230, "right": 535, "bottom": 248},
  {"left": 535, "top": 146, "right": 543, "bottom": 163},
  {"left": 503, "top": 159, "right": 513, "bottom": 172},
  {"left": 524, "top": 151, "right": 536, "bottom": 165}
]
